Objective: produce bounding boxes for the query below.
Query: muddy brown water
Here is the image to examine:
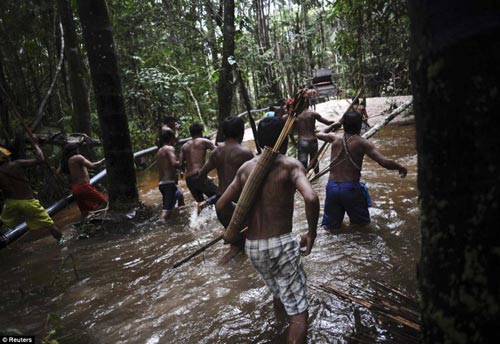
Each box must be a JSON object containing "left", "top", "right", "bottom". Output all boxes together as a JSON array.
[{"left": 0, "top": 123, "right": 418, "bottom": 343}]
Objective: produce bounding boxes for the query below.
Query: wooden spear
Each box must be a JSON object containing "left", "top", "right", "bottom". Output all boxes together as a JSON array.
[{"left": 309, "top": 99, "right": 413, "bottom": 183}]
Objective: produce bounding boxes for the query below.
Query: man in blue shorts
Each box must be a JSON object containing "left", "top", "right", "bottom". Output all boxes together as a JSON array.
[
  {"left": 317, "top": 111, "right": 407, "bottom": 230},
  {"left": 217, "top": 117, "right": 319, "bottom": 343}
]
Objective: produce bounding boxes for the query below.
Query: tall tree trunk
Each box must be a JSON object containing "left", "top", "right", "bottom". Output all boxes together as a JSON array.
[
  {"left": 204, "top": 0, "right": 220, "bottom": 72},
  {"left": 216, "top": 0, "right": 235, "bottom": 127},
  {"left": 0, "top": 57, "right": 11, "bottom": 143},
  {"left": 255, "top": 0, "right": 280, "bottom": 99},
  {"left": 76, "top": 0, "right": 138, "bottom": 208},
  {"left": 408, "top": 2, "right": 500, "bottom": 343},
  {"left": 57, "top": 0, "right": 92, "bottom": 136}
]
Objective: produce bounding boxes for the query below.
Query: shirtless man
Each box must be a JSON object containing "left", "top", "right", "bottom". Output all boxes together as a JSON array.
[
  {"left": 352, "top": 98, "right": 371, "bottom": 134},
  {"left": 306, "top": 85, "right": 318, "bottom": 110},
  {"left": 216, "top": 117, "right": 319, "bottom": 344},
  {"left": 180, "top": 123, "right": 217, "bottom": 205},
  {"left": 294, "top": 109, "right": 334, "bottom": 173},
  {"left": 62, "top": 143, "right": 108, "bottom": 221},
  {"left": 198, "top": 116, "right": 254, "bottom": 263},
  {"left": 317, "top": 111, "right": 407, "bottom": 230},
  {"left": 157, "top": 115, "right": 178, "bottom": 147},
  {"left": 157, "top": 130, "right": 185, "bottom": 222},
  {"left": 0, "top": 139, "right": 63, "bottom": 244}
]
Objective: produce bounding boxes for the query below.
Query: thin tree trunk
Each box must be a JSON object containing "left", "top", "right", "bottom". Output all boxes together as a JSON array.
[
  {"left": 216, "top": 0, "right": 235, "bottom": 128},
  {"left": 409, "top": 1, "right": 500, "bottom": 343},
  {"left": 76, "top": 0, "right": 139, "bottom": 208},
  {"left": 57, "top": 0, "right": 92, "bottom": 136},
  {"left": 31, "top": 22, "right": 65, "bottom": 131}
]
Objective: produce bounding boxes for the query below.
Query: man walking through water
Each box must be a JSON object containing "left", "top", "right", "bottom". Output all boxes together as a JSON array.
[
  {"left": 198, "top": 116, "right": 254, "bottom": 263},
  {"left": 157, "top": 130, "right": 185, "bottom": 222},
  {"left": 216, "top": 117, "right": 319, "bottom": 343},
  {"left": 62, "top": 143, "right": 108, "bottom": 222},
  {"left": 294, "top": 108, "right": 334, "bottom": 174},
  {"left": 180, "top": 123, "right": 217, "bottom": 207},
  {"left": 0, "top": 138, "right": 63, "bottom": 244},
  {"left": 317, "top": 111, "right": 407, "bottom": 231}
]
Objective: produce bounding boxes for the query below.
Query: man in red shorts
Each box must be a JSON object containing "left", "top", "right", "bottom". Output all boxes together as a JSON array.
[{"left": 62, "top": 143, "right": 108, "bottom": 221}]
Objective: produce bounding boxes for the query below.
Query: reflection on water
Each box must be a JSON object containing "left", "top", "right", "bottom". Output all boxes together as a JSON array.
[{"left": 0, "top": 124, "right": 418, "bottom": 343}]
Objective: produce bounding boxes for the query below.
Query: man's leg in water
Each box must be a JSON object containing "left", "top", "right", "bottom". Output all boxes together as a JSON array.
[
  {"left": 219, "top": 237, "right": 244, "bottom": 265},
  {"left": 48, "top": 224, "right": 63, "bottom": 242},
  {"left": 176, "top": 190, "right": 185, "bottom": 207},
  {"left": 272, "top": 297, "right": 308, "bottom": 342},
  {"left": 287, "top": 311, "right": 308, "bottom": 344},
  {"left": 159, "top": 209, "right": 171, "bottom": 223}
]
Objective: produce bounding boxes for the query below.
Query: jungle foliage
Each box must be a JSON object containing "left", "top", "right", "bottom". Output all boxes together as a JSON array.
[{"left": 0, "top": 0, "right": 409, "bottom": 153}]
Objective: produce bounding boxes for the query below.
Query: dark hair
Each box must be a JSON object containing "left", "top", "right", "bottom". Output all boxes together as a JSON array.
[
  {"left": 257, "top": 117, "right": 287, "bottom": 154},
  {"left": 277, "top": 99, "right": 285, "bottom": 106},
  {"left": 222, "top": 116, "right": 244, "bottom": 140},
  {"left": 189, "top": 123, "right": 204, "bottom": 137},
  {"left": 61, "top": 143, "right": 79, "bottom": 175},
  {"left": 159, "top": 129, "right": 175, "bottom": 146},
  {"left": 351, "top": 97, "right": 360, "bottom": 105},
  {"left": 163, "top": 115, "right": 176, "bottom": 125},
  {"left": 343, "top": 111, "right": 362, "bottom": 134}
]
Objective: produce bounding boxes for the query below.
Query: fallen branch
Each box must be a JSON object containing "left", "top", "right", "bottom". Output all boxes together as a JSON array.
[
  {"left": 172, "top": 227, "right": 247, "bottom": 268},
  {"left": 313, "top": 283, "right": 420, "bottom": 332}
]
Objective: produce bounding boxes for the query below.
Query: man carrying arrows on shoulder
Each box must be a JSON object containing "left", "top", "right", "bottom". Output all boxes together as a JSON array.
[{"left": 216, "top": 117, "right": 319, "bottom": 344}]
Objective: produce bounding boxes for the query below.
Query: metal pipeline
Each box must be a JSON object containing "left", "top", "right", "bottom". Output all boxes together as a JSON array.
[
  {"left": 0, "top": 107, "right": 269, "bottom": 248},
  {"left": 0, "top": 146, "right": 159, "bottom": 248}
]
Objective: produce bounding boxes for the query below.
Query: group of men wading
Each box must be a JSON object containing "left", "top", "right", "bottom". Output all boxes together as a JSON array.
[
  {"left": 155, "top": 99, "right": 407, "bottom": 343},
  {"left": 0, "top": 96, "right": 407, "bottom": 343}
]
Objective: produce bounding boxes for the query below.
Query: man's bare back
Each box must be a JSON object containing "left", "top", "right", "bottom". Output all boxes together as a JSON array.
[
  {"left": 204, "top": 140, "right": 253, "bottom": 195},
  {"left": 0, "top": 161, "right": 34, "bottom": 199},
  {"left": 0, "top": 141, "right": 44, "bottom": 199},
  {"left": 181, "top": 138, "right": 215, "bottom": 177},
  {"left": 317, "top": 125, "right": 407, "bottom": 182},
  {"left": 220, "top": 154, "right": 318, "bottom": 240},
  {"left": 295, "top": 110, "right": 333, "bottom": 140},
  {"left": 157, "top": 145, "right": 179, "bottom": 181},
  {"left": 68, "top": 155, "right": 104, "bottom": 185}
]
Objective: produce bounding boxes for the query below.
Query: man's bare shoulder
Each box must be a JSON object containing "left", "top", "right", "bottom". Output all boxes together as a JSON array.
[
  {"left": 239, "top": 157, "right": 257, "bottom": 172},
  {"left": 69, "top": 154, "right": 85, "bottom": 164},
  {"left": 159, "top": 145, "right": 174, "bottom": 155},
  {"left": 280, "top": 154, "right": 304, "bottom": 168}
]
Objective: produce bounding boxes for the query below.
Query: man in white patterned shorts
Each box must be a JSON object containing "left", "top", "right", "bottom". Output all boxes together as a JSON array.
[{"left": 217, "top": 117, "right": 319, "bottom": 343}]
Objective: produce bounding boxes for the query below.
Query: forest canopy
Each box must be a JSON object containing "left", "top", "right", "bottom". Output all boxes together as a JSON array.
[{"left": 0, "top": 0, "right": 409, "bottom": 151}]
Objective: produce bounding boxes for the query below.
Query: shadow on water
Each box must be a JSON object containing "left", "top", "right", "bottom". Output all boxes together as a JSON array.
[{"left": 0, "top": 124, "right": 419, "bottom": 343}]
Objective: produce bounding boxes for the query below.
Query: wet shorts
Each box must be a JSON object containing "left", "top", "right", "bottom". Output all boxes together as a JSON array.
[
  {"left": 321, "top": 181, "right": 371, "bottom": 229},
  {"left": 185, "top": 174, "right": 218, "bottom": 202},
  {"left": 245, "top": 232, "right": 308, "bottom": 316},
  {"left": 297, "top": 138, "right": 318, "bottom": 169},
  {"left": 159, "top": 181, "right": 183, "bottom": 211},
  {"left": 71, "top": 183, "right": 107, "bottom": 212},
  {"left": 0, "top": 198, "right": 54, "bottom": 230}
]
